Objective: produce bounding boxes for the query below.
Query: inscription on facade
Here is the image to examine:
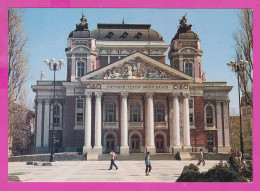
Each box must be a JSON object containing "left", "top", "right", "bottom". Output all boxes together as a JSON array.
[{"left": 105, "top": 85, "right": 173, "bottom": 90}]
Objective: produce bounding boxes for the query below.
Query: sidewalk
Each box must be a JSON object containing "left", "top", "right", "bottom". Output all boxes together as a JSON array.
[{"left": 8, "top": 160, "right": 220, "bottom": 182}]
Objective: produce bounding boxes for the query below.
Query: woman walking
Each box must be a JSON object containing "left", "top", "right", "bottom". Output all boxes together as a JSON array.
[{"left": 145, "top": 152, "right": 152, "bottom": 176}]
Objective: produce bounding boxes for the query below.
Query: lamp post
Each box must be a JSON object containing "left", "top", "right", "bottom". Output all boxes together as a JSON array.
[
  {"left": 44, "top": 58, "right": 65, "bottom": 162},
  {"left": 227, "top": 60, "right": 249, "bottom": 160}
]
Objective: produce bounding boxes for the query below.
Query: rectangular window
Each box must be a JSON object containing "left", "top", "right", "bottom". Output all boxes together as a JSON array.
[
  {"left": 77, "top": 99, "right": 84, "bottom": 108},
  {"left": 77, "top": 61, "right": 85, "bottom": 77},
  {"left": 189, "top": 99, "right": 193, "bottom": 108},
  {"left": 77, "top": 113, "right": 83, "bottom": 122},
  {"left": 185, "top": 63, "right": 193, "bottom": 77},
  {"left": 189, "top": 113, "right": 193, "bottom": 123}
]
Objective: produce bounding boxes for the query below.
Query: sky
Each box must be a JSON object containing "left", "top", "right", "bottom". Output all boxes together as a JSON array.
[{"left": 23, "top": 8, "right": 241, "bottom": 113}]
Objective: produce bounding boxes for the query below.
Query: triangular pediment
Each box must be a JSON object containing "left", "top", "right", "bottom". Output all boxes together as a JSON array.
[{"left": 80, "top": 52, "right": 194, "bottom": 81}]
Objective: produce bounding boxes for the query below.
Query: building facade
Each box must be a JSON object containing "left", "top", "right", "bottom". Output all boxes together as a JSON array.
[{"left": 32, "top": 14, "right": 232, "bottom": 155}]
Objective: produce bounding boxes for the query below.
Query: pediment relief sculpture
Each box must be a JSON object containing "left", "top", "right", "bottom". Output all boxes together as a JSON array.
[{"left": 103, "top": 58, "right": 172, "bottom": 80}]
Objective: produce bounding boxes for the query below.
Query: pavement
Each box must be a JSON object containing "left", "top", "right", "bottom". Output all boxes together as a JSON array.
[{"left": 8, "top": 160, "right": 220, "bottom": 182}]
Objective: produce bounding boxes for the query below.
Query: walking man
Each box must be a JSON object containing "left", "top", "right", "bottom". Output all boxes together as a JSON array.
[
  {"left": 108, "top": 151, "right": 118, "bottom": 170},
  {"left": 197, "top": 148, "right": 205, "bottom": 166},
  {"left": 145, "top": 152, "right": 152, "bottom": 176}
]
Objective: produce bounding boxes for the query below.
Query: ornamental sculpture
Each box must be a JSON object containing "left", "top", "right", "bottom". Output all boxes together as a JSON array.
[
  {"left": 177, "top": 14, "right": 192, "bottom": 33},
  {"left": 104, "top": 59, "right": 171, "bottom": 80},
  {"left": 76, "top": 12, "right": 89, "bottom": 31}
]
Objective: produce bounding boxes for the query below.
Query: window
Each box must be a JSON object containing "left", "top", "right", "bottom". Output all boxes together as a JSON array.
[
  {"left": 130, "top": 102, "right": 141, "bottom": 122},
  {"left": 189, "top": 99, "right": 193, "bottom": 108},
  {"left": 189, "top": 113, "right": 193, "bottom": 123},
  {"left": 106, "top": 102, "right": 116, "bottom": 122},
  {"left": 155, "top": 102, "right": 165, "bottom": 122},
  {"left": 206, "top": 106, "right": 213, "bottom": 124},
  {"left": 185, "top": 63, "right": 193, "bottom": 77},
  {"left": 76, "top": 98, "right": 84, "bottom": 124},
  {"left": 53, "top": 104, "right": 60, "bottom": 124},
  {"left": 207, "top": 134, "right": 214, "bottom": 152},
  {"left": 77, "top": 61, "right": 85, "bottom": 77},
  {"left": 76, "top": 113, "right": 83, "bottom": 122},
  {"left": 77, "top": 99, "right": 84, "bottom": 108}
]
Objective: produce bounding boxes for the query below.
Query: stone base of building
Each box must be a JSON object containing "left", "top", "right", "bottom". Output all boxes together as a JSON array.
[
  {"left": 120, "top": 146, "right": 129, "bottom": 155},
  {"left": 83, "top": 146, "right": 93, "bottom": 155},
  {"left": 34, "top": 147, "right": 49, "bottom": 154},
  {"left": 146, "top": 145, "right": 156, "bottom": 155},
  {"left": 172, "top": 146, "right": 182, "bottom": 155},
  {"left": 183, "top": 146, "right": 192, "bottom": 153},
  {"left": 92, "top": 146, "right": 102, "bottom": 155},
  {"left": 218, "top": 146, "right": 231, "bottom": 154}
]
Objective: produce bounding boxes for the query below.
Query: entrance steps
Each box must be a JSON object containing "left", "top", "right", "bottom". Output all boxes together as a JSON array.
[{"left": 98, "top": 153, "right": 176, "bottom": 161}]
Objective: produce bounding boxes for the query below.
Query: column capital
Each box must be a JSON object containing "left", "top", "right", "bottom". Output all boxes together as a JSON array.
[
  {"left": 223, "top": 100, "right": 230, "bottom": 106},
  {"left": 216, "top": 100, "right": 222, "bottom": 105},
  {"left": 37, "top": 99, "right": 44, "bottom": 104},
  {"left": 182, "top": 93, "right": 190, "bottom": 98},
  {"left": 121, "top": 92, "right": 128, "bottom": 98},
  {"left": 85, "top": 91, "right": 93, "bottom": 98},
  {"left": 44, "top": 99, "right": 50, "bottom": 105},
  {"left": 146, "top": 92, "right": 154, "bottom": 99},
  {"left": 173, "top": 93, "right": 181, "bottom": 98},
  {"left": 94, "top": 92, "right": 102, "bottom": 98}
]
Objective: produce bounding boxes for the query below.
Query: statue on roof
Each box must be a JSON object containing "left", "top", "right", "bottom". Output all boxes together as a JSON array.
[
  {"left": 76, "top": 11, "right": 89, "bottom": 31},
  {"left": 177, "top": 13, "right": 192, "bottom": 33},
  {"left": 40, "top": 69, "right": 46, "bottom": 81},
  {"left": 202, "top": 70, "right": 207, "bottom": 82}
]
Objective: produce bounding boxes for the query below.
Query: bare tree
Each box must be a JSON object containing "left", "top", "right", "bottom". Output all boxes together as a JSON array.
[
  {"left": 8, "top": 8, "right": 32, "bottom": 155},
  {"left": 8, "top": 8, "right": 29, "bottom": 104},
  {"left": 233, "top": 9, "right": 253, "bottom": 108}
]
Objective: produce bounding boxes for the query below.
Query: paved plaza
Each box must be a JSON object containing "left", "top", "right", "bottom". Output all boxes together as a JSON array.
[{"left": 8, "top": 160, "right": 220, "bottom": 182}]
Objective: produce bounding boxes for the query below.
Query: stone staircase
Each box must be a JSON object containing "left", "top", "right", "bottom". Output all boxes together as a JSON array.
[
  {"left": 8, "top": 152, "right": 229, "bottom": 162},
  {"left": 98, "top": 153, "right": 176, "bottom": 161}
]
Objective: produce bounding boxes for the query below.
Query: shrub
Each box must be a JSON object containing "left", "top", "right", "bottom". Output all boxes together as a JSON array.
[
  {"left": 182, "top": 163, "right": 199, "bottom": 172},
  {"left": 176, "top": 170, "right": 202, "bottom": 182},
  {"left": 203, "top": 166, "right": 242, "bottom": 182}
]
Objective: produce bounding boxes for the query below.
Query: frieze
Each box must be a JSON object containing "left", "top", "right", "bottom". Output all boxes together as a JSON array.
[
  {"left": 86, "top": 84, "right": 101, "bottom": 89},
  {"left": 71, "top": 40, "right": 91, "bottom": 48},
  {"left": 104, "top": 58, "right": 172, "bottom": 80},
  {"left": 174, "top": 85, "right": 189, "bottom": 89}
]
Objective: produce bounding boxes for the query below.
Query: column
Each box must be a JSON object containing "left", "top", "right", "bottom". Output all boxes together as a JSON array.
[
  {"left": 223, "top": 101, "right": 231, "bottom": 148},
  {"left": 179, "top": 56, "right": 183, "bottom": 72},
  {"left": 71, "top": 54, "right": 76, "bottom": 81},
  {"left": 83, "top": 92, "right": 92, "bottom": 155},
  {"left": 173, "top": 93, "right": 181, "bottom": 151},
  {"left": 36, "top": 100, "right": 43, "bottom": 150},
  {"left": 183, "top": 93, "right": 191, "bottom": 149},
  {"left": 43, "top": 100, "right": 50, "bottom": 147},
  {"left": 93, "top": 92, "right": 102, "bottom": 154},
  {"left": 216, "top": 101, "right": 224, "bottom": 152},
  {"left": 120, "top": 92, "right": 129, "bottom": 155},
  {"left": 146, "top": 92, "right": 156, "bottom": 154}
]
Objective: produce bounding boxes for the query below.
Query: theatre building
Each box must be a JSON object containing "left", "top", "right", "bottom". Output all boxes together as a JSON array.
[{"left": 32, "top": 14, "right": 232, "bottom": 155}]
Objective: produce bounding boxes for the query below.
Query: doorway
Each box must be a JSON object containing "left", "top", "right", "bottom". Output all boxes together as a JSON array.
[
  {"left": 130, "top": 134, "right": 140, "bottom": 153},
  {"left": 106, "top": 134, "right": 115, "bottom": 153},
  {"left": 155, "top": 134, "right": 164, "bottom": 153}
]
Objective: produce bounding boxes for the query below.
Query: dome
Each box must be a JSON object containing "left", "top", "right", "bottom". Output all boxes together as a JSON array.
[{"left": 171, "top": 31, "right": 199, "bottom": 41}]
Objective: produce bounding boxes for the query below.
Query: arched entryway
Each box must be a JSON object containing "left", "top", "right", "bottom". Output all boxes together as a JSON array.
[
  {"left": 155, "top": 134, "right": 164, "bottom": 153},
  {"left": 130, "top": 134, "right": 140, "bottom": 153},
  {"left": 105, "top": 134, "right": 116, "bottom": 153}
]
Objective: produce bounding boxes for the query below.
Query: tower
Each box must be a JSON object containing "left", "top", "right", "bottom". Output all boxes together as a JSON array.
[
  {"left": 168, "top": 15, "right": 203, "bottom": 83},
  {"left": 65, "top": 12, "right": 97, "bottom": 82}
]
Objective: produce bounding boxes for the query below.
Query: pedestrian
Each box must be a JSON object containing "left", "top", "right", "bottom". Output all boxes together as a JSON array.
[
  {"left": 145, "top": 152, "right": 152, "bottom": 176},
  {"left": 197, "top": 148, "right": 205, "bottom": 166},
  {"left": 108, "top": 151, "right": 118, "bottom": 170}
]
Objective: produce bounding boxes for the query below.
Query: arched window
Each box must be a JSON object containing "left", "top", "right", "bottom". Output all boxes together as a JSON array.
[
  {"left": 155, "top": 102, "right": 165, "bottom": 122},
  {"left": 53, "top": 104, "right": 60, "bottom": 124},
  {"left": 77, "top": 61, "right": 85, "bottom": 77},
  {"left": 130, "top": 102, "right": 141, "bottom": 122},
  {"left": 206, "top": 106, "right": 213, "bottom": 124},
  {"left": 106, "top": 102, "right": 116, "bottom": 122}
]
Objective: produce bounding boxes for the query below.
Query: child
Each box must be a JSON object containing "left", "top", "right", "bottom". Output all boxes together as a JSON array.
[{"left": 145, "top": 152, "right": 152, "bottom": 176}]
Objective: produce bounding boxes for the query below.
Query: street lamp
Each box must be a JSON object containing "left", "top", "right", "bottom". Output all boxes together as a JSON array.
[
  {"left": 44, "top": 58, "right": 65, "bottom": 162},
  {"left": 227, "top": 60, "right": 249, "bottom": 160}
]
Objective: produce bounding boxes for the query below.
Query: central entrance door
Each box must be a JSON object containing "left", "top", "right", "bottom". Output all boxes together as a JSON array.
[
  {"left": 131, "top": 134, "right": 140, "bottom": 153},
  {"left": 106, "top": 134, "right": 115, "bottom": 153},
  {"left": 155, "top": 134, "right": 164, "bottom": 153}
]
